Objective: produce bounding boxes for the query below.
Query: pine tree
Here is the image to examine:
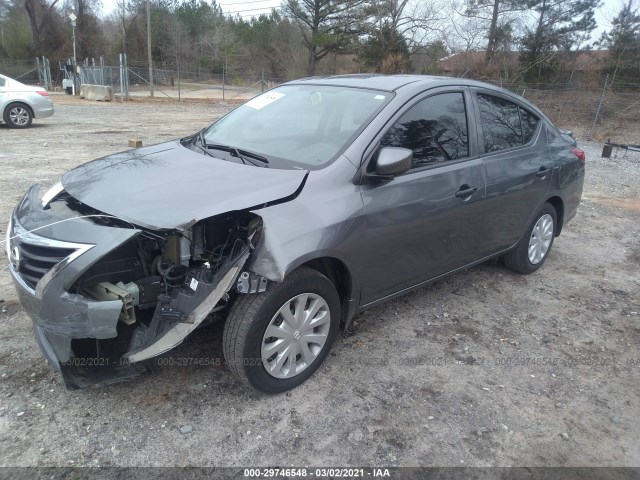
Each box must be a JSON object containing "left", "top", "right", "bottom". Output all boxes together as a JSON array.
[
  {"left": 599, "top": 0, "right": 640, "bottom": 82},
  {"left": 519, "top": 0, "right": 599, "bottom": 80}
]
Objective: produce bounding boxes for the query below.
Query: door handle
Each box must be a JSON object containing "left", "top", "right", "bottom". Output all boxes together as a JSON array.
[
  {"left": 455, "top": 185, "right": 478, "bottom": 198},
  {"left": 536, "top": 167, "right": 550, "bottom": 177}
]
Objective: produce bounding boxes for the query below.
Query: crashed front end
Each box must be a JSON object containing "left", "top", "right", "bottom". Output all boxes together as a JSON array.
[{"left": 6, "top": 183, "right": 262, "bottom": 389}]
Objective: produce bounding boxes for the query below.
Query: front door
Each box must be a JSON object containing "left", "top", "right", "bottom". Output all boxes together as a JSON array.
[{"left": 359, "top": 90, "right": 486, "bottom": 304}]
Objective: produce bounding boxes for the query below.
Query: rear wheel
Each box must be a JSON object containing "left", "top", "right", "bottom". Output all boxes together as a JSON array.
[
  {"left": 4, "top": 103, "right": 33, "bottom": 128},
  {"left": 503, "top": 203, "right": 557, "bottom": 274},
  {"left": 223, "top": 267, "right": 340, "bottom": 393}
]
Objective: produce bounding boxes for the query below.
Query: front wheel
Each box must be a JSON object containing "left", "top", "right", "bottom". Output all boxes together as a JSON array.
[
  {"left": 223, "top": 267, "right": 341, "bottom": 393},
  {"left": 4, "top": 103, "right": 33, "bottom": 128},
  {"left": 503, "top": 202, "right": 557, "bottom": 274}
]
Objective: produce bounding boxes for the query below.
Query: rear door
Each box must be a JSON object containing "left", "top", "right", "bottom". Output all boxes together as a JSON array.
[
  {"left": 471, "top": 89, "right": 553, "bottom": 256},
  {"left": 359, "top": 88, "right": 486, "bottom": 304}
]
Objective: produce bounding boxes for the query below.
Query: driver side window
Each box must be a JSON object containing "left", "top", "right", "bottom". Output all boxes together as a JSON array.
[{"left": 381, "top": 92, "right": 469, "bottom": 169}]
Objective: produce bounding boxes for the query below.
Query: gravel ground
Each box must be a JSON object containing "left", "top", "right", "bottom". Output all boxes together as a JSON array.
[{"left": 0, "top": 95, "right": 638, "bottom": 468}]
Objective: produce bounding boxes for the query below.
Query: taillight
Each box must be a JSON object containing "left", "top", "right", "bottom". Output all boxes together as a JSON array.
[
  {"left": 571, "top": 147, "right": 585, "bottom": 164},
  {"left": 36, "top": 91, "right": 49, "bottom": 97}
]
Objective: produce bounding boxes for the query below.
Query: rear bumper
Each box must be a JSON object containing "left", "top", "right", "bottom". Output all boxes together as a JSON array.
[
  {"left": 35, "top": 105, "right": 54, "bottom": 119},
  {"left": 30, "top": 95, "right": 54, "bottom": 119}
]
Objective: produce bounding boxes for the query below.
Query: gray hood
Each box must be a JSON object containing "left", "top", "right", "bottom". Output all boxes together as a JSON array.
[{"left": 62, "top": 141, "right": 308, "bottom": 230}]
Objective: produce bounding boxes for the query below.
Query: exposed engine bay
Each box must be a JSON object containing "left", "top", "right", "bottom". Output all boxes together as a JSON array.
[{"left": 41, "top": 192, "right": 266, "bottom": 386}]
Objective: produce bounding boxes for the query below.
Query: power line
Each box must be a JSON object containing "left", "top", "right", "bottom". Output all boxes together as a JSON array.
[
  {"left": 219, "top": 0, "right": 280, "bottom": 6},
  {"left": 233, "top": 11, "right": 283, "bottom": 19},
  {"left": 223, "top": 6, "right": 280, "bottom": 14}
]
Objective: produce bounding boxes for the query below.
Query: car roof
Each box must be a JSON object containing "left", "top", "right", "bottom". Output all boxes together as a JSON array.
[
  {"left": 287, "top": 74, "right": 452, "bottom": 92},
  {"left": 286, "top": 74, "right": 551, "bottom": 123},
  {"left": 286, "top": 74, "right": 519, "bottom": 95}
]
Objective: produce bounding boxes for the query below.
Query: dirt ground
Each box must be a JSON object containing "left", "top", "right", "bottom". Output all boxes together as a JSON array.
[{"left": 0, "top": 95, "right": 638, "bottom": 468}]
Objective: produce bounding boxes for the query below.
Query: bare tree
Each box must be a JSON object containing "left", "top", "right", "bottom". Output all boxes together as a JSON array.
[
  {"left": 366, "top": 0, "right": 443, "bottom": 49},
  {"left": 458, "top": 0, "right": 525, "bottom": 64},
  {"left": 442, "top": 1, "right": 488, "bottom": 53}
]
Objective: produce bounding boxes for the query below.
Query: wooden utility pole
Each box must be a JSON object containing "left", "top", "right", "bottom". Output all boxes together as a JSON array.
[
  {"left": 121, "top": 0, "right": 126, "bottom": 58},
  {"left": 146, "top": 0, "right": 154, "bottom": 97}
]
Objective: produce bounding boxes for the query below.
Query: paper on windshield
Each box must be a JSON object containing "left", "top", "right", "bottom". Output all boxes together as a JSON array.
[{"left": 245, "top": 91, "right": 285, "bottom": 110}]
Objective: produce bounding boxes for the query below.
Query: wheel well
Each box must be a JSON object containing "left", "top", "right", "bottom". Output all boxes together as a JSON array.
[
  {"left": 546, "top": 196, "right": 564, "bottom": 235},
  {"left": 4, "top": 101, "right": 34, "bottom": 118},
  {"left": 302, "top": 257, "right": 352, "bottom": 326}
]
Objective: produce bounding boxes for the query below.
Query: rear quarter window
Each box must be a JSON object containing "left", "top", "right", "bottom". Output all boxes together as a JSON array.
[{"left": 520, "top": 108, "right": 539, "bottom": 144}]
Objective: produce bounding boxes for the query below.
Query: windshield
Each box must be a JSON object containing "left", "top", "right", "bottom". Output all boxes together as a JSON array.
[{"left": 203, "top": 85, "right": 390, "bottom": 168}]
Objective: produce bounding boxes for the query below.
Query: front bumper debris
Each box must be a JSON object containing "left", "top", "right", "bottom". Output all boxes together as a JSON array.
[{"left": 6, "top": 184, "right": 251, "bottom": 388}]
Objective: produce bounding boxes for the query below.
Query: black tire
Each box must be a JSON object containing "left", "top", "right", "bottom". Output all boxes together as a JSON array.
[
  {"left": 223, "top": 267, "right": 341, "bottom": 393},
  {"left": 503, "top": 202, "right": 557, "bottom": 274},
  {"left": 3, "top": 102, "right": 33, "bottom": 128}
]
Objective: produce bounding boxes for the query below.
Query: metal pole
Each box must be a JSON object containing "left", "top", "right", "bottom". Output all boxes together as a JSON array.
[
  {"left": 122, "top": 0, "right": 126, "bottom": 58},
  {"left": 119, "top": 53, "right": 124, "bottom": 101},
  {"left": 261, "top": 67, "right": 265, "bottom": 93},
  {"left": 44, "top": 57, "right": 51, "bottom": 90},
  {"left": 587, "top": 73, "right": 609, "bottom": 140},
  {"left": 222, "top": 64, "right": 225, "bottom": 101},
  {"left": 72, "top": 22, "right": 77, "bottom": 96},
  {"left": 146, "top": 0, "right": 154, "bottom": 97},
  {"left": 124, "top": 53, "right": 129, "bottom": 100}
]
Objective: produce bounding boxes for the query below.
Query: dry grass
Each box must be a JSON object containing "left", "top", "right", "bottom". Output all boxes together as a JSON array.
[{"left": 522, "top": 89, "right": 640, "bottom": 144}]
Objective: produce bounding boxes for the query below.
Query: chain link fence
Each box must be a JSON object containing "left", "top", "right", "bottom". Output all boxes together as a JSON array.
[
  {"left": 2, "top": 58, "right": 639, "bottom": 144},
  {"left": 122, "top": 63, "right": 284, "bottom": 102},
  {"left": 500, "top": 76, "right": 640, "bottom": 144}
]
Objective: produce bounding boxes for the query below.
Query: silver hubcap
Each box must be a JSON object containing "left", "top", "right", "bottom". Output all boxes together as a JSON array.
[
  {"left": 261, "top": 293, "right": 331, "bottom": 379},
  {"left": 9, "top": 107, "right": 30, "bottom": 126},
  {"left": 528, "top": 213, "right": 554, "bottom": 264}
]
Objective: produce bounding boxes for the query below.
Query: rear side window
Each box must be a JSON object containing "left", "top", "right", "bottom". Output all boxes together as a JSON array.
[
  {"left": 520, "top": 108, "right": 539, "bottom": 144},
  {"left": 0, "top": 78, "right": 5, "bottom": 87},
  {"left": 477, "top": 94, "right": 522, "bottom": 152},
  {"left": 478, "top": 93, "right": 540, "bottom": 152},
  {"left": 381, "top": 92, "right": 469, "bottom": 168}
]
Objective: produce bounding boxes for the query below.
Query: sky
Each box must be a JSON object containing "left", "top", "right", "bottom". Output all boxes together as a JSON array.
[
  {"left": 101, "top": 0, "right": 282, "bottom": 19},
  {"left": 99, "top": 0, "right": 627, "bottom": 43}
]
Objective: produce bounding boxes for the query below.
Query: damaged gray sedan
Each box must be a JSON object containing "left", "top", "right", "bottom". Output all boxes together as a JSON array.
[{"left": 5, "top": 75, "right": 585, "bottom": 392}]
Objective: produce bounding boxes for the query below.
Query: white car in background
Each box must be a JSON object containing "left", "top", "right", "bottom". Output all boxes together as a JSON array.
[{"left": 0, "top": 73, "right": 54, "bottom": 128}]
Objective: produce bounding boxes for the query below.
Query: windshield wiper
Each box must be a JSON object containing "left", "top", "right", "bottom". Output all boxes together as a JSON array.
[
  {"left": 195, "top": 131, "right": 269, "bottom": 167},
  {"left": 204, "top": 142, "right": 270, "bottom": 167},
  {"left": 194, "top": 130, "right": 216, "bottom": 158}
]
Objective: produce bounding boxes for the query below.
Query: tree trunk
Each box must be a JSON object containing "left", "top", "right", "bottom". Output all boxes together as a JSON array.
[
  {"left": 24, "top": 0, "right": 42, "bottom": 52},
  {"left": 485, "top": 0, "right": 500, "bottom": 64},
  {"left": 308, "top": 43, "right": 317, "bottom": 75},
  {"left": 533, "top": 0, "right": 547, "bottom": 62}
]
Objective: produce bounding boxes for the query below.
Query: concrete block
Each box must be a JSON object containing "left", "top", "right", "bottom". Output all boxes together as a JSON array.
[{"left": 80, "top": 84, "right": 114, "bottom": 102}]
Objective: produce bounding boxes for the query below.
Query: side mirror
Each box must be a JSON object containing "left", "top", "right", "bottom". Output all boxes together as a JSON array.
[{"left": 373, "top": 147, "right": 413, "bottom": 178}]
